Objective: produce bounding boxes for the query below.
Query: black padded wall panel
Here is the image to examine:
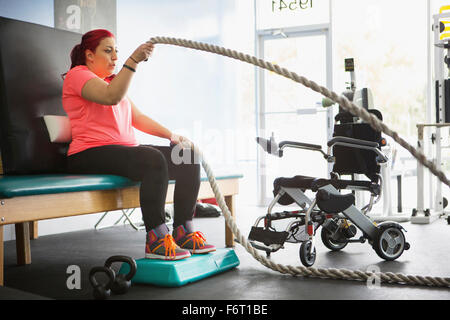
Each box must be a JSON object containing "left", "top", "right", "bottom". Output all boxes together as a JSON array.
[{"left": 0, "top": 17, "right": 81, "bottom": 174}]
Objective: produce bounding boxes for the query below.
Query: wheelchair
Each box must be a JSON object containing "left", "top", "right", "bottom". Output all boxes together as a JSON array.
[{"left": 249, "top": 103, "right": 410, "bottom": 267}]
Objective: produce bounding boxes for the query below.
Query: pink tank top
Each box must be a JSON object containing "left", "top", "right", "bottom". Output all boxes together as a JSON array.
[{"left": 62, "top": 65, "right": 138, "bottom": 156}]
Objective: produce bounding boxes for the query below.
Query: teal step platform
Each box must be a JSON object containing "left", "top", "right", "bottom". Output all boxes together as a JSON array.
[{"left": 119, "top": 248, "right": 239, "bottom": 287}]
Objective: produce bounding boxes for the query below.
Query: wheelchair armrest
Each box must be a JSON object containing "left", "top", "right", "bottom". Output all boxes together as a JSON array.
[
  {"left": 327, "top": 136, "right": 379, "bottom": 148},
  {"left": 256, "top": 136, "right": 330, "bottom": 160},
  {"left": 328, "top": 136, "right": 388, "bottom": 163},
  {"left": 279, "top": 141, "right": 322, "bottom": 151},
  {"left": 279, "top": 141, "right": 329, "bottom": 159}
]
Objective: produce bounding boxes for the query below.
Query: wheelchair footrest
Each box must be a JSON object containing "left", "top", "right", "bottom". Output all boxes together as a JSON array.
[{"left": 248, "top": 227, "right": 289, "bottom": 246}]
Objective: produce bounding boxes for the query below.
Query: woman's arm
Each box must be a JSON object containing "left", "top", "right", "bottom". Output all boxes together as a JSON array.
[
  {"left": 81, "top": 58, "right": 138, "bottom": 105},
  {"left": 129, "top": 97, "right": 172, "bottom": 140},
  {"left": 81, "top": 42, "right": 154, "bottom": 105}
]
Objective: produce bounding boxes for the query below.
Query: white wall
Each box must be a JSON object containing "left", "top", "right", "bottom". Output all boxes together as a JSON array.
[
  {"left": 0, "top": 0, "right": 53, "bottom": 27},
  {"left": 115, "top": 0, "right": 239, "bottom": 166}
]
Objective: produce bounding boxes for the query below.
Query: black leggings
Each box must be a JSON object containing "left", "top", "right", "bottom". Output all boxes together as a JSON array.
[{"left": 67, "top": 144, "right": 201, "bottom": 232}]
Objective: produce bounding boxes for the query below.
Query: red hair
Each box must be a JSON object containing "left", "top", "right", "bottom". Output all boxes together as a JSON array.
[{"left": 69, "top": 29, "right": 115, "bottom": 69}]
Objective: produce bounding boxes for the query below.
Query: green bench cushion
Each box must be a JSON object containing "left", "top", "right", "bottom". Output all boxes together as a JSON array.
[
  {"left": 0, "top": 173, "right": 243, "bottom": 198},
  {"left": 0, "top": 174, "right": 137, "bottom": 198}
]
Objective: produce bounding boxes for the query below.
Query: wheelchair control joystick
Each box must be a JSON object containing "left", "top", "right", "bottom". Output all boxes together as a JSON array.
[{"left": 256, "top": 133, "right": 283, "bottom": 157}]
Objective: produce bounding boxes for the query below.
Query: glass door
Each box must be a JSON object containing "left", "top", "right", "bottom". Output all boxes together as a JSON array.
[{"left": 256, "top": 27, "right": 333, "bottom": 204}]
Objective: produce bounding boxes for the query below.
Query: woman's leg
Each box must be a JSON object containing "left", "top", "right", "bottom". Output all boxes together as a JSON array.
[
  {"left": 67, "top": 144, "right": 170, "bottom": 231},
  {"left": 145, "top": 145, "right": 201, "bottom": 230},
  {"left": 147, "top": 145, "right": 215, "bottom": 253},
  {"left": 67, "top": 144, "right": 193, "bottom": 260}
]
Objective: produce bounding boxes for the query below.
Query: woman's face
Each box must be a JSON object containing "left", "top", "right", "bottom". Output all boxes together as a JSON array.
[{"left": 85, "top": 37, "right": 118, "bottom": 79}]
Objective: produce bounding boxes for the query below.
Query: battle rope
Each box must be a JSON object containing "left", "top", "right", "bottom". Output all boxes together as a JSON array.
[
  {"left": 150, "top": 36, "right": 450, "bottom": 188},
  {"left": 149, "top": 37, "right": 450, "bottom": 288}
]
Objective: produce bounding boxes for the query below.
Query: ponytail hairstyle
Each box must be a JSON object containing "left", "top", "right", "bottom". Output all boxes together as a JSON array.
[{"left": 62, "top": 29, "right": 115, "bottom": 79}]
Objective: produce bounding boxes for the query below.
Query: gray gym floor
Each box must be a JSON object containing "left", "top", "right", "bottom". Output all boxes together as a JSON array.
[{"left": 2, "top": 204, "right": 450, "bottom": 300}]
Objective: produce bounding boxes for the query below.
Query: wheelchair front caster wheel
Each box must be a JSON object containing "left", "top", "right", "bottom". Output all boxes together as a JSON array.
[
  {"left": 373, "top": 225, "right": 406, "bottom": 261},
  {"left": 299, "top": 241, "right": 316, "bottom": 267}
]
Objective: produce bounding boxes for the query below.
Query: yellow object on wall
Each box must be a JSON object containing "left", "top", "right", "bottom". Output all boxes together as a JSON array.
[{"left": 440, "top": 6, "right": 450, "bottom": 40}]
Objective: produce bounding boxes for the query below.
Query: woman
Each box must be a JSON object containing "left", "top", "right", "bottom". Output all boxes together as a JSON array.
[{"left": 62, "top": 29, "right": 216, "bottom": 260}]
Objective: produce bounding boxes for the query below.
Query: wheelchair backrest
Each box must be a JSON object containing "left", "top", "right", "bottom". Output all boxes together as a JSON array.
[{"left": 331, "top": 120, "right": 383, "bottom": 182}]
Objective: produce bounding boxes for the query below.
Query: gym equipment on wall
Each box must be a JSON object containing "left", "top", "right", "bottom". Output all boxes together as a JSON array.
[{"left": 413, "top": 5, "right": 450, "bottom": 224}]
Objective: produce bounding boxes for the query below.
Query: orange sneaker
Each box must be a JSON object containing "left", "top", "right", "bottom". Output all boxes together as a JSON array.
[
  {"left": 173, "top": 225, "right": 216, "bottom": 254},
  {"left": 145, "top": 231, "right": 191, "bottom": 260}
]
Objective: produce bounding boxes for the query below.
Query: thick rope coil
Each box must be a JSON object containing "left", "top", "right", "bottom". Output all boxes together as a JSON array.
[{"left": 149, "top": 37, "right": 450, "bottom": 288}]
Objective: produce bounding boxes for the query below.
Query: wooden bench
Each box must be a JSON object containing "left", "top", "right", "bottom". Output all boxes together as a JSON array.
[{"left": 0, "top": 173, "right": 242, "bottom": 286}]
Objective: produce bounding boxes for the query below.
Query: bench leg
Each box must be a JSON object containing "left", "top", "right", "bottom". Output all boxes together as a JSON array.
[
  {"left": 225, "top": 195, "right": 236, "bottom": 248},
  {"left": 29, "top": 221, "right": 38, "bottom": 240},
  {"left": 0, "top": 225, "right": 3, "bottom": 286},
  {"left": 15, "top": 223, "right": 31, "bottom": 265}
]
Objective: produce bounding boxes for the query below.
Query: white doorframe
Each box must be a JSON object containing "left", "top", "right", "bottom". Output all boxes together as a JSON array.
[{"left": 255, "top": 23, "right": 333, "bottom": 205}]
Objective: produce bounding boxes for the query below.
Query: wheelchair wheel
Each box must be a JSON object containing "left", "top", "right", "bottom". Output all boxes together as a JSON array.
[
  {"left": 372, "top": 225, "right": 406, "bottom": 261},
  {"left": 320, "top": 228, "right": 348, "bottom": 252},
  {"left": 299, "top": 241, "right": 316, "bottom": 267}
]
